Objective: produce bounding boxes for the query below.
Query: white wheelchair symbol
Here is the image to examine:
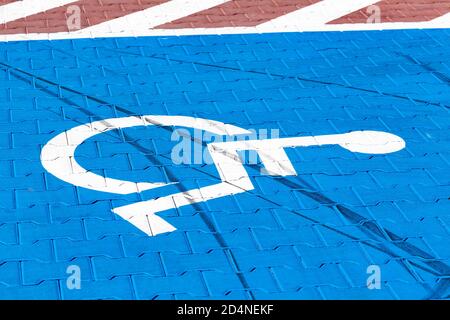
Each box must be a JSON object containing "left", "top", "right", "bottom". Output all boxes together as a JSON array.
[{"left": 40, "top": 115, "right": 406, "bottom": 236}]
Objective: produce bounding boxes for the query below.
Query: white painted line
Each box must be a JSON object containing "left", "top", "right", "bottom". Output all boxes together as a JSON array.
[
  {"left": 0, "top": 18, "right": 449, "bottom": 43},
  {"left": 431, "top": 12, "right": 450, "bottom": 23},
  {"left": 0, "top": 0, "right": 77, "bottom": 24},
  {"left": 258, "top": 0, "right": 381, "bottom": 29},
  {"left": 82, "top": 0, "right": 231, "bottom": 33}
]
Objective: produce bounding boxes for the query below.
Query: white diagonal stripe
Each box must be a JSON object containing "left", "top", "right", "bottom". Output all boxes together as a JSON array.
[
  {"left": 0, "top": 0, "right": 77, "bottom": 24},
  {"left": 431, "top": 12, "right": 450, "bottom": 23},
  {"left": 82, "top": 0, "right": 231, "bottom": 33},
  {"left": 258, "top": 0, "right": 381, "bottom": 29}
]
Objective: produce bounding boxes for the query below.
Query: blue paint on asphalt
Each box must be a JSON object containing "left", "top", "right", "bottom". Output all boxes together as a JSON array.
[{"left": 0, "top": 29, "right": 449, "bottom": 299}]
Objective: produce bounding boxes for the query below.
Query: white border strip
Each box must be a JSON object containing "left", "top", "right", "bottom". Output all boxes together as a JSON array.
[
  {"left": 0, "top": 0, "right": 76, "bottom": 24},
  {"left": 0, "top": 19, "right": 449, "bottom": 42}
]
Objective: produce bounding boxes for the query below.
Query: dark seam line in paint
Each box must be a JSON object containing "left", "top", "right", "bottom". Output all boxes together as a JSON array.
[{"left": 103, "top": 47, "right": 450, "bottom": 110}]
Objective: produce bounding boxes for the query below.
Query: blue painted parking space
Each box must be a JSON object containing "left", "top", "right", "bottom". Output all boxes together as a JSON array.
[{"left": 0, "top": 29, "right": 449, "bottom": 299}]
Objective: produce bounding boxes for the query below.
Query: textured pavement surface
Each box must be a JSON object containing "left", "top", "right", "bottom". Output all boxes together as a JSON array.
[{"left": 0, "top": 1, "right": 449, "bottom": 300}]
